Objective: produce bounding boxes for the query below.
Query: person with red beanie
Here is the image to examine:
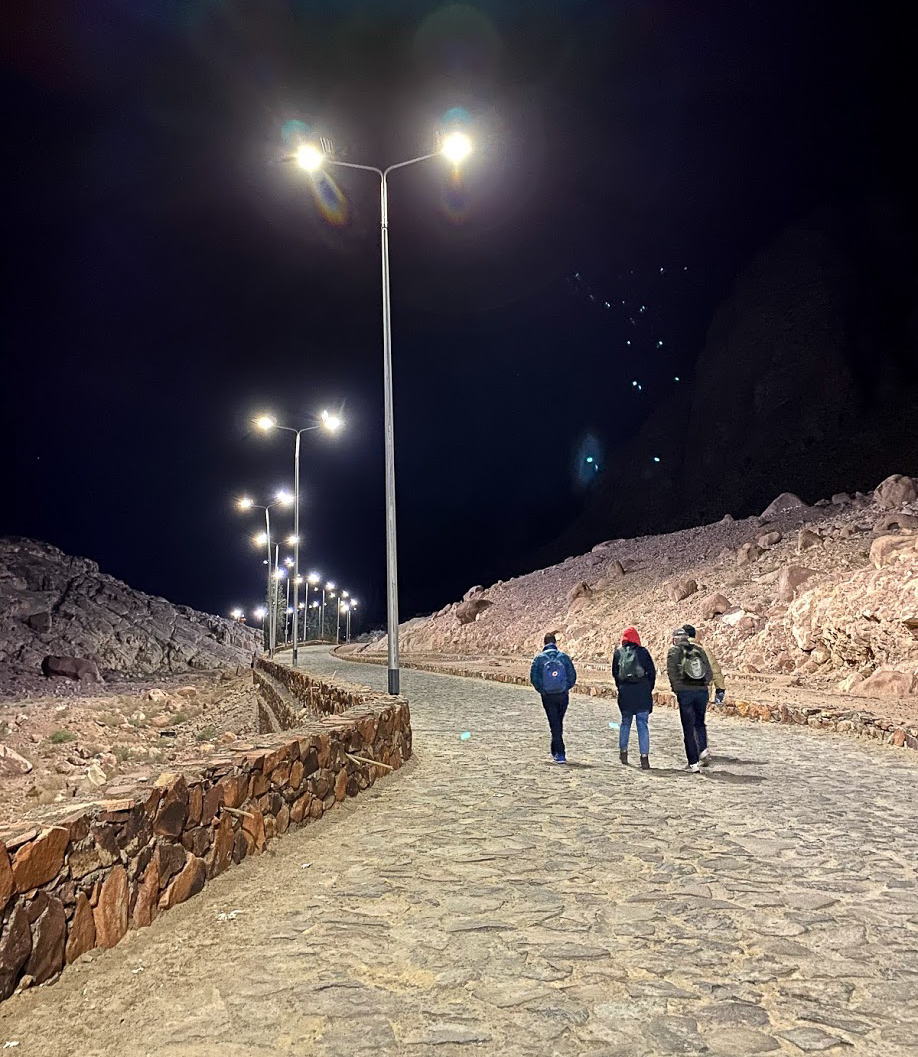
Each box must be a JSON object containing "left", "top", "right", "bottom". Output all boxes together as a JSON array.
[{"left": 612, "top": 626, "right": 656, "bottom": 769}]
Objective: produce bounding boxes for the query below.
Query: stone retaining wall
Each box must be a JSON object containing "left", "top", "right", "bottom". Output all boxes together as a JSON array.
[
  {"left": 340, "top": 650, "right": 918, "bottom": 752},
  {"left": 254, "top": 656, "right": 380, "bottom": 732},
  {"left": 0, "top": 670, "right": 412, "bottom": 1003}
]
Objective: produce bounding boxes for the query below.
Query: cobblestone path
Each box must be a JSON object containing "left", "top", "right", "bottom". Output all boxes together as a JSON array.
[{"left": 2, "top": 648, "right": 917, "bottom": 1056}]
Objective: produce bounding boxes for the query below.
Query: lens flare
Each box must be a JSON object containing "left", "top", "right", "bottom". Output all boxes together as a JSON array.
[{"left": 309, "top": 171, "right": 349, "bottom": 227}]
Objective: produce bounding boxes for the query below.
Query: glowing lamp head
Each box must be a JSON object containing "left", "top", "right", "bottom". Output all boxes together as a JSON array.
[
  {"left": 284, "top": 556, "right": 295, "bottom": 567},
  {"left": 441, "top": 132, "right": 472, "bottom": 164},
  {"left": 275, "top": 490, "right": 293, "bottom": 507},
  {"left": 325, "top": 582, "right": 335, "bottom": 591},
  {"left": 254, "top": 532, "right": 268, "bottom": 546},
  {"left": 237, "top": 496, "right": 254, "bottom": 511},
  {"left": 254, "top": 607, "right": 267, "bottom": 620},
  {"left": 295, "top": 143, "right": 324, "bottom": 172},
  {"left": 321, "top": 409, "right": 343, "bottom": 433},
  {"left": 274, "top": 567, "right": 286, "bottom": 580},
  {"left": 286, "top": 535, "right": 299, "bottom": 546},
  {"left": 255, "top": 415, "right": 276, "bottom": 432},
  {"left": 230, "top": 608, "right": 244, "bottom": 620},
  {"left": 308, "top": 572, "right": 321, "bottom": 584}
]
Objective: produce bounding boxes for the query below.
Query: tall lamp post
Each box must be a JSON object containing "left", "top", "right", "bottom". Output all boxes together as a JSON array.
[
  {"left": 304, "top": 572, "right": 320, "bottom": 641},
  {"left": 236, "top": 490, "right": 293, "bottom": 656},
  {"left": 292, "top": 130, "right": 473, "bottom": 694},
  {"left": 254, "top": 412, "right": 343, "bottom": 667},
  {"left": 321, "top": 582, "right": 334, "bottom": 642}
]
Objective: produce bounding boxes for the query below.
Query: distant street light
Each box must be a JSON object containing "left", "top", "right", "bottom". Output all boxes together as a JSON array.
[
  {"left": 255, "top": 411, "right": 344, "bottom": 666},
  {"left": 230, "top": 608, "right": 244, "bottom": 621},
  {"left": 289, "top": 127, "right": 472, "bottom": 694},
  {"left": 236, "top": 490, "right": 293, "bottom": 656}
]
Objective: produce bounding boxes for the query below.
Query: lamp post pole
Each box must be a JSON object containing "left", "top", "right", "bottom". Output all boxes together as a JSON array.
[{"left": 291, "top": 133, "right": 471, "bottom": 692}]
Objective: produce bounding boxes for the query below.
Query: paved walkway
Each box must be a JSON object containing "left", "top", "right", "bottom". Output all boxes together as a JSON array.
[{"left": 2, "top": 648, "right": 917, "bottom": 1056}]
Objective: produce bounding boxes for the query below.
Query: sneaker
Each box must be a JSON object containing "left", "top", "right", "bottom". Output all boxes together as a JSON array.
[
  {"left": 554, "top": 753, "right": 567, "bottom": 764},
  {"left": 640, "top": 755, "right": 650, "bottom": 771},
  {"left": 619, "top": 750, "right": 628, "bottom": 765},
  {"left": 685, "top": 762, "right": 701, "bottom": 773},
  {"left": 700, "top": 749, "right": 712, "bottom": 767}
]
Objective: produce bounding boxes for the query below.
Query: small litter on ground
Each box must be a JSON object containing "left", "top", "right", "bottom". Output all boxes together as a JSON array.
[
  {"left": 459, "top": 731, "right": 472, "bottom": 741},
  {"left": 300, "top": 862, "right": 312, "bottom": 869},
  {"left": 608, "top": 722, "right": 620, "bottom": 730},
  {"left": 217, "top": 910, "right": 242, "bottom": 921}
]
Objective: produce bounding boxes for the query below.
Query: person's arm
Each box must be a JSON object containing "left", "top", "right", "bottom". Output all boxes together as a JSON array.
[
  {"left": 563, "top": 653, "right": 577, "bottom": 688},
  {"left": 644, "top": 649, "right": 656, "bottom": 691},
  {"left": 707, "top": 649, "right": 725, "bottom": 691},
  {"left": 611, "top": 648, "right": 621, "bottom": 688},
  {"left": 666, "top": 647, "right": 680, "bottom": 691},
  {"left": 529, "top": 655, "right": 541, "bottom": 692}
]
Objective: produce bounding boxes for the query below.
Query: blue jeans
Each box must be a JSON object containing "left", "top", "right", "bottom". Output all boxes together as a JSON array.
[
  {"left": 541, "top": 693, "right": 569, "bottom": 756},
  {"left": 676, "top": 689, "right": 709, "bottom": 765},
  {"left": 619, "top": 711, "right": 650, "bottom": 755}
]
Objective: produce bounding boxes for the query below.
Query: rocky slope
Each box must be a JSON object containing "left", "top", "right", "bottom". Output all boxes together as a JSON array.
[
  {"left": 356, "top": 475, "right": 918, "bottom": 701},
  {"left": 0, "top": 537, "right": 257, "bottom": 683},
  {"left": 555, "top": 209, "right": 918, "bottom": 558}
]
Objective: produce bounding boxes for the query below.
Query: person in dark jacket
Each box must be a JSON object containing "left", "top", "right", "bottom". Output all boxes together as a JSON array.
[
  {"left": 612, "top": 626, "right": 656, "bottom": 769},
  {"left": 667, "top": 627, "right": 714, "bottom": 772},
  {"left": 530, "top": 633, "right": 577, "bottom": 764}
]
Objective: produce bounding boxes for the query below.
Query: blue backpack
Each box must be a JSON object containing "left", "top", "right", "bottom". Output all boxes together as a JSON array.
[{"left": 541, "top": 653, "right": 570, "bottom": 694}]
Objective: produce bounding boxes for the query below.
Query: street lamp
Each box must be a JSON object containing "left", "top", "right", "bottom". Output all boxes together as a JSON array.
[
  {"left": 230, "top": 608, "right": 244, "bottom": 621},
  {"left": 321, "top": 582, "right": 334, "bottom": 641},
  {"left": 236, "top": 490, "right": 293, "bottom": 656},
  {"left": 255, "top": 411, "right": 344, "bottom": 666},
  {"left": 290, "top": 128, "right": 472, "bottom": 693}
]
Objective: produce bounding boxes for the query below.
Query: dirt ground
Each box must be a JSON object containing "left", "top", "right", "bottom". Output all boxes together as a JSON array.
[{"left": 0, "top": 669, "right": 256, "bottom": 825}]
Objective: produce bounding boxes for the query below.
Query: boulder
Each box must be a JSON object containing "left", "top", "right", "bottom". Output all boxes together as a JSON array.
[
  {"left": 736, "top": 542, "right": 763, "bottom": 566},
  {"left": 762, "top": 492, "right": 807, "bottom": 519},
  {"left": 874, "top": 474, "right": 917, "bottom": 510},
  {"left": 797, "top": 528, "right": 823, "bottom": 552},
  {"left": 870, "top": 534, "right": 918, "bottom": 569},
  {"left": 874, "top": 513, "right": 918, "bottom": 533},
  {"left": 665, "top": 579, "right": 698, "bottom": 603},
  {"left": 831, "top": 493, "right": 852, "bottom": 505},
  {"left": 700, "top": 593, "right": 732, "bottom": 620},
  {"left": 735, "top": 615, "right": 761, "bottom": 639},
  {"left": 455, "top": 597, "right": 493, "bottom": 625},
  {"left": 859, "top": 668, "right": 916, "bottom": 698},
  {"left": 462, "top": 585, "right": 484, "bottom": 601},
  {"left": 0, "top": 744, "right": 33, "bottom": 776},
  {"left": 757, "top": 531, "right": 782, "bottom": 548},
  {"left": 777, "top": 566, "right": 819, "bottom": 602},
  {"left": 567, "top": 582, "right": 593, "bottom": 605},
  {"left": 41, "top": 655, "right": 103, "bottom": 683},
  {"left": 27, "top": 612, "right": 52, "bottom": 633}
]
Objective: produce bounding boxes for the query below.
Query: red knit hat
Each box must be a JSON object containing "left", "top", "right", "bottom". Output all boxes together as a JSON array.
[{"left": 621, "top": 626, "right": 641, "bottom": 645}]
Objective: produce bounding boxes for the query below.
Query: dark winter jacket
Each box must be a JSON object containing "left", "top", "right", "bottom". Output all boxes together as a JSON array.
[
  {"left": 530, "top": 644, "right": 577, "bottom": 695},
  {"left": 612, "top": 644, "right": 656, "bottom": 715},
  {"left": 666, "top": 641, "right": 713, "bottom": 693}
]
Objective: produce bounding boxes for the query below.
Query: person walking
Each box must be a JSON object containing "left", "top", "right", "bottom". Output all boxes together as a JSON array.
[
  {"left": 681, "top": 624, "right": 726, "bottom": 705},
  {"left": 667, "top": 627, "right": 713, "bottom": 773},
  {"left": 530, "top": 633, "right": 577, "bottom": 764},
  {"left": 612, "top": 626, "right": 656, "bottom": 770}
]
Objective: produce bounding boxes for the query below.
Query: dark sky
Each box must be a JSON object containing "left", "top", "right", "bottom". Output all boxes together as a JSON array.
[{"left": 0, "top": 0, "right": 897, "bottom": 626}]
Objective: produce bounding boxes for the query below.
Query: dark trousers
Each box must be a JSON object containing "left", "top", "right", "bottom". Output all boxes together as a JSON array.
[
  {"left": 541, "top": 692, "right": 569, "bottom": 756},
  {"left": 677, "top": 689, "right": 709, "bottom": 765}
]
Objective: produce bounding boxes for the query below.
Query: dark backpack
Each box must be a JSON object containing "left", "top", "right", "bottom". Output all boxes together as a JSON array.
[
  {"left": 679, "top": 644, "right": 708, "bottom": 683},
  {"left": 617, "top": 645, "right": 645, "bottom": 683},
  {"left": 541, "top": 654, "right": 570, "bottom": 694}
]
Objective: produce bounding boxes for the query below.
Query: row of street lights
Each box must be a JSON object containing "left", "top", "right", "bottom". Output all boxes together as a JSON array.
[{"left": 230, "top": 574, "right": 357, "bottom": 647}]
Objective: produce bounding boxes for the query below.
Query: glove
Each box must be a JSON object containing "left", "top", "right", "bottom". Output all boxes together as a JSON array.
[{"left": 714, "top": 689, "right": 725, "bottom": 704}]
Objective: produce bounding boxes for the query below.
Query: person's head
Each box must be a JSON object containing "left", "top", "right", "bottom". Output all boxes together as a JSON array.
[
  {"left": 672, "top": 627, "right": 690, "bottom": 646},
  {"left": 621, "top": 626, "right": 641, "bottom": 646},
  {"left": 544, "top": 632, "right": 557, "bottom": 646},
  {"left": 681, "top": 623, "right": 697, "bottom": 639}
]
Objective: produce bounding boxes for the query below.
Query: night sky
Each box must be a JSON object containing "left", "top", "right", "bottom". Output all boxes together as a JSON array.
[{"left": 1, "top": 1, "right": 905, "bottom": 626}]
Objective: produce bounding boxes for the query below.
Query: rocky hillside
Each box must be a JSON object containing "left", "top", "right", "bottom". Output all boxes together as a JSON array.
[
  {"left": 555, "top": 208, "right": 918, "bottom": 558},
  {"left": 356, "top": 475, "right": 918, "bottom": 700},
  {"left": 0, "top": 538, "right": 257, "bottom": 681}
]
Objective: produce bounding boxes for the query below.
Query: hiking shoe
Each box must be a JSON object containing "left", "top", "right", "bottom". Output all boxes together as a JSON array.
[
  {"left": 619, "top": 750, "right": 628, "bottom": 765},
  {"left": 685, "top": 762, "right": 701, "bottom": 773},
  {"left": 700, "top": 750, "right": 712, "bottom": 768},
  {"left": 554, "top": 753, "right": 567, "bottom": 765},
  {"left": 640, "top": 755, "right": 650, "bottom": 770}
]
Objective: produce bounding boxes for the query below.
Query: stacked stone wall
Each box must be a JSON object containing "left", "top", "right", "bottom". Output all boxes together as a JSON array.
[{"left": 0, "top": 668, "right": 411, "bottom": 1002}]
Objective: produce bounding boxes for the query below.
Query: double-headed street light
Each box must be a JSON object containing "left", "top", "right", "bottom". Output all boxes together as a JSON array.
[
  {"left": 255, "top": 411, "right": 343, "bottom": 667},
  {"left": 236, "top": 490, "right": 293, "bottom": 656},
  {"left": 291, "top": 129, "right": 473, "bottom": 693}
]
